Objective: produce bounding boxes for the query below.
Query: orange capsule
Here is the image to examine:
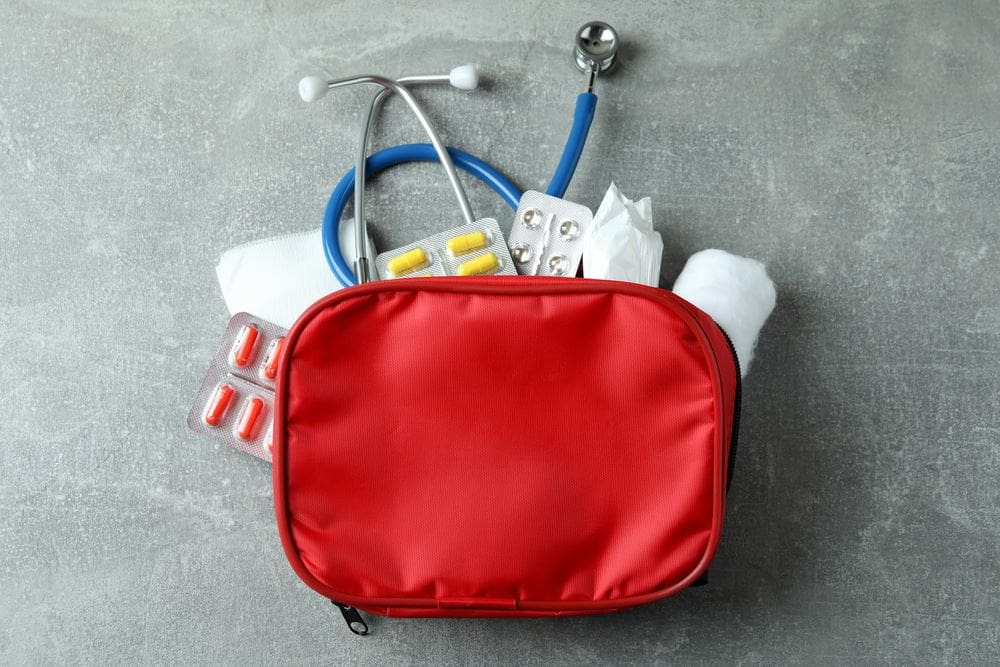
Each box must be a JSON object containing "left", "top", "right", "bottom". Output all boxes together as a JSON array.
[
  {"left": 262, "top": 337, "right": 285, "bottom": 380},
  {"left": 204, "top": 384, "right": 236, "bottom": 427},
  {"left": 237, "top": 397, "right": 265, "bottom": 440},
  {"left": 232, "top": 325, "right": 260, "bottom": 367}
]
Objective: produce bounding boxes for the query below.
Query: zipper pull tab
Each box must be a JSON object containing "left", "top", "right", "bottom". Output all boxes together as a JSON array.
[{"left": 331, "top": 600, "right": 369, "bottom": 635}]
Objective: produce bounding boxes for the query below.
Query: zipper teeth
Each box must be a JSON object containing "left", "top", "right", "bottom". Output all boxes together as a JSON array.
[{"left": 717, "top": 327, "right": 742, "bottom": 494}]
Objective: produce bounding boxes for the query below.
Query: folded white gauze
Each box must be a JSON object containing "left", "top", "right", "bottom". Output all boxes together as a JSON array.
[
  {"left": 583, "top": 183, "right": 664, "bottom": 287},
  {"left": 672, "top": 249, "right": 776, "bottom": 377},
  {"left": 216, "top": 219, "right": 375, "bottom": 328}
]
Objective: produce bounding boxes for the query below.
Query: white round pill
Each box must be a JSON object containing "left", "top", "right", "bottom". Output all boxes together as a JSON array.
[
  {"left": 559, "top": 218, "right": 580, "bottom": 240},
  {"left": 548, "top": 254, "right": 568, "bottom": 275},
  {"left": 521, "top": 208, "right": 543, "bottom": 229},
  {"left": 511, "top": 243, "right": 532, "bottom": 263}
]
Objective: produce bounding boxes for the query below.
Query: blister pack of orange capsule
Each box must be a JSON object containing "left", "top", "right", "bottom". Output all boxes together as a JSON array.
[{"left": 187, "top": 312, "right": 287, "bottom": 462}]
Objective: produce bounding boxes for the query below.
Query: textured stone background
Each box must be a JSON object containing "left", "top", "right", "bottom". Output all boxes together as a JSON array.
[{"left": 2, "top": 1, "right": 998, "bottom": 664}]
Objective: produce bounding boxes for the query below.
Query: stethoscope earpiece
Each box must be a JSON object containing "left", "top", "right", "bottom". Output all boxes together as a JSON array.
[
  {"left": 448, "top": 64, "right": 479, "bottom": 90},
  {"left": 298, "top": 75, "right": 329, "bottom": 102}
]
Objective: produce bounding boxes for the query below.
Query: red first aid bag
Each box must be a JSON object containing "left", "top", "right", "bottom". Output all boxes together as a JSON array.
[{"left": 272, "top": 276, "right": 740, "bottom": 633}]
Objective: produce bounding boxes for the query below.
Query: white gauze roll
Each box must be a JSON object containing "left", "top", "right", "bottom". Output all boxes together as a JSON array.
[{"left": 672, "top": 249, "right": 776, "bottom": 377}]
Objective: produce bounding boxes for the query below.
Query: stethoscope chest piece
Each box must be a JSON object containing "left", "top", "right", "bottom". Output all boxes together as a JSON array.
[{"left": 574, "top": 21, "right": 619, "bottom": 75}]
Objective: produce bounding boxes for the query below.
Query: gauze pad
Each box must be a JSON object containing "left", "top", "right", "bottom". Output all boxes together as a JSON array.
[
  {"left": 672, "top": 249, "right": 776, "bottom": 377},
  {"left": 582, "top": 183, "right": 663, "bottom": 287},
  {"left": 216, "top": 220, "right": 375, "bottom": 328}
]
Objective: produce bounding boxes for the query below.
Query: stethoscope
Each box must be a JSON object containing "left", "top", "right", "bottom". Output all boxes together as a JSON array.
[{"left": 298, "top": 21, "right": 620, "bottom": 287}]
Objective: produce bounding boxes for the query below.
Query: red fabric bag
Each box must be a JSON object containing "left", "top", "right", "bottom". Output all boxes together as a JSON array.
[{"left": 272, "top": 276, "right": 740, "bottom": 631}]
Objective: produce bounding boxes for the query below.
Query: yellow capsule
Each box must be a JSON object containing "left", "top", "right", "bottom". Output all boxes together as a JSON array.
[
  {"left": 457, "top": 252, "right": 500, "bottom": 276},
  {"left": 446, "top": 231, "right": 489, "bottom": 256},
  {"left": 386, "top": 247, "right": 429, "bottom": 276}
]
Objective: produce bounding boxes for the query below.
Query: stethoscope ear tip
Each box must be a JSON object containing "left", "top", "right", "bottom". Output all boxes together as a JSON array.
[
  {"left": 299, "top": 75, "right": 329, "bottom": 102},
  {"left": 449, "top": 64, "right": 479, "bottom": 91}
]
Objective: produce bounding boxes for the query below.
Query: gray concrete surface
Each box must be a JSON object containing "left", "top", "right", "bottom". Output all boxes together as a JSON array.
[{"left": 2, "top": 0, "right": 998, "bottom": 664}]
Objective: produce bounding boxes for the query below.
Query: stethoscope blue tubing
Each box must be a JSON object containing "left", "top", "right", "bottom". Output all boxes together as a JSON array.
[{"left": 322, "top": 92, "right": 597, "bottom": 287}]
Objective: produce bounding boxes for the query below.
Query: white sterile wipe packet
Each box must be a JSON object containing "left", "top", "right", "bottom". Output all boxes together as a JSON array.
[
  {"left": 582, "top": 183, "right": 664, "bottom": 287},
  {"left": 216, "top": 220, "right": 375, "bottom": 328}
]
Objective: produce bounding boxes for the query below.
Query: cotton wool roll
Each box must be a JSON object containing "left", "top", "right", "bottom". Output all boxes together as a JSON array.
[{"left": 672, "top": 249, "right": 776, "bottom": 377}]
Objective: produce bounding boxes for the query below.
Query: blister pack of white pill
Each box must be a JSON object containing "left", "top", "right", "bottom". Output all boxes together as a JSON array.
[
  {"left": 187, "top": 312, "right": 287, "bottom": 462},
  {"left": 507, "top": 191, "right": 595, "bottom": 277},
  {"left": 374, "top": 218, "right": 517, "bottom": 279}
]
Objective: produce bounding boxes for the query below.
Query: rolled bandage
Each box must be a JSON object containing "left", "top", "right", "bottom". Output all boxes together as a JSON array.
[{"left": 672, "top": 249, "right": 776, "bottom": 377}]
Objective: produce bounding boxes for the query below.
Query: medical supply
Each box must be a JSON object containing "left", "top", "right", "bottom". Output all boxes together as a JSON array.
[
  {"left": 456, "top": 252, "right": 500, "bottom": 276},
  {"left": 190, "top": 373, "right": 274, "bottom": 457},
  {"left": 232, "top": 324, "right": 259, "bottom": 366},
  {"left": 191, "top": 18, "right": 784, "bottom": 635},
  {"left": 314, "top": 22, "right": 621, "bottom": 288},
  {"left": 446, "top": 231, "right": 489, "bottom": 255},
  {"left": 349, "top": 67, "right": 478, "bottom": 283},
  {"left": 375, "top": 219, "right": 516, "bottom": 279},
  {"left": 299, "top": 70, "right": 479, "bottom": 283},
  {"left": 507, "top": 191, "right": 595, "bottom": 277},
  {"left": 204, "top": 383, "right": 235, "bottom": 427},
  {"left": 216, "top": 222, "right": 375, "bottom": 329},
  {"left": 237, "top": 397, "right": 266, "bottom": 441},
  {"left": 386, "top": 247, "right": 429, "bottom": 276},
  {"left": 187, "top": 312, "right": 287, "bottom": 461},
  {"left": 672, "top": 249, "right": 776, "bottom": 376},
  {"left": 262, "top": 337, "right": 284, "bottom": 380},
  {"left": 270, "top": 276, "right": 741, "bottom": 631},
  {"left": 582, "top": 183, "right": 663, "bottom": 287},
  {"left": 575, "top": 21, "right": 619, "bottom": 93}
]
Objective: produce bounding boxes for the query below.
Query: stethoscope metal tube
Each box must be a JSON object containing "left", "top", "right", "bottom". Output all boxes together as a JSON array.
[
  {"left": 300, "top": 73, "right": 475, "bottom": 282},
  {"left": 355, "top": 74, "right": 458, "bottom": 283}
]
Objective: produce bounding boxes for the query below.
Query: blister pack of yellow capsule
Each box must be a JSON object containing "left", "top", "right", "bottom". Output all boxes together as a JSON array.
[{"left": 374, "top": 218, "right": 517, "bottom": 279}]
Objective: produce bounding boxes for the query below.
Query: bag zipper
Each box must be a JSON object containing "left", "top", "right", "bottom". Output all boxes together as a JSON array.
[
  {"left": 332, "top": 600, "right": 369, "bottom": 635},
  {"left": 693, "top": 325, "right": 742, "bottom": 589},
  {"left": 279, "top": 276, "right": 738, "bottom": 613},
  {"left": 716, "top": 326, "right": 742, "bottom": 494}
]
